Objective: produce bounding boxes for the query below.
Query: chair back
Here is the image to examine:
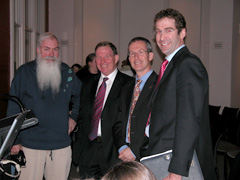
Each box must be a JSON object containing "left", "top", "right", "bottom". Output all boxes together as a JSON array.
[{"left": 221, "top": 107, "right": 239, "bottom": 145}]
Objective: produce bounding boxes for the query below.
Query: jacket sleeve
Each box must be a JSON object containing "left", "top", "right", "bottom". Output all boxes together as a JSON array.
[
  {"left": 168, "top": 56, "right": 209, "bottom": 176},
  {"left": 112, "top": 87, "right": 128, "bottom": 151},
  {"left": 69, "top": 72, "right": 82, "bottom": 121}
]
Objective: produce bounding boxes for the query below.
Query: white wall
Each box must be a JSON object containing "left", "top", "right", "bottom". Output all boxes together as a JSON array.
[
  {"left": 49, "top": 0, "right": 75, "bottom": 66},
  {"left": 48, "top": 0, "right": 240, "bottom": 107},
  {"left": 49, "top": 0, "right": 203, "bottom": 72},
  {"left": 231, "top": 0, "right": 240, "bottom": 108},
  {"left": 169, "top": 0, "right": 201, "bottom": 56},
  {"left": 119, "top": 0, "right": 166, "bottom": 72},
  {"left": 82, "top": 0, "right": 119, "bottom": 61},
  {"left": 209, "top": 0, "right": 233, "bottom": 107}
]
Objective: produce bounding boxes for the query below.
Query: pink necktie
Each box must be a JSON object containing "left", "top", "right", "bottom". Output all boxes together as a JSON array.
[
  {"left": 88, "top": 77, "right": 108, "bottom": 141},
  {"left": 127, "top": 79, "right": 142, "bottom": 142},
  {"left": 146, "top": 60, "right": 169, "bottom": 131},
  {"left": 155, "top": 59, "right": 169, "bottom": 88}
]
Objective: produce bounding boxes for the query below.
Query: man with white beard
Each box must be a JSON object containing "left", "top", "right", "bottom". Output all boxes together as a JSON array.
[
  {"left": 36, "top": 51, "right": 62, "bottom": 94},
  {"left": 7, "top": 32, "right": 82, "bottom": 180}
]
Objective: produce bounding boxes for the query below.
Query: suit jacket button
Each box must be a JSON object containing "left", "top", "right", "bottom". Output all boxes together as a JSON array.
[
  {"left": 187, "top": 160, "right": 191, "bottom": 170},
  {"left": 165, "top": 154, "right": 171, "bottom": 161}
]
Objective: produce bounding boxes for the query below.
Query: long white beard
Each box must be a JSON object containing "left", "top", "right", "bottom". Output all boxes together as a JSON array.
[{"left": 36, "top": 54, "right": 61, "bottom": 94}]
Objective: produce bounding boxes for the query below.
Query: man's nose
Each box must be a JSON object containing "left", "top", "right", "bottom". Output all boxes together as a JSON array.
[{"left": 48, "top": 49, "right": 54, "bottom": 56}]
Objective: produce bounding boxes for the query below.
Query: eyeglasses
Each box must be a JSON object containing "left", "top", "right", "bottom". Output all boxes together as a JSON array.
[
  {"left": 129, "top": 50, "right": 148, "bottom": 57},
  {"left": 155, "top": 28, "right": 176, "bottom": 35}
]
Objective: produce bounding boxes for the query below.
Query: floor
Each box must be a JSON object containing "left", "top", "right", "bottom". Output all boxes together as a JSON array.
[{"left": 68, "top": 154, "right": 226, "bottom": 180}]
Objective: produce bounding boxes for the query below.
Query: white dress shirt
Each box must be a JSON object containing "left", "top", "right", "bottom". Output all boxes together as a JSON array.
[{"left": 97, "top": 68, "right": 118, "bottom": 136}]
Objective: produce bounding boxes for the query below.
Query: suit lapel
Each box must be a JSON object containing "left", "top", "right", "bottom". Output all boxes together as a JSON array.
[
  {"left": 149, "top": 47, "right": 188, "bottom": 107},
  {"left": 125, "top": 81, "right": 135, "bottom": 115},
  {"left": 134, "top": 72, "right": 157, "bottom": 110},
  {"left": 89, "top": 75, "right": 101, "bottom": 112},
  {"left": 103, "top": 70, "right": 122, "bottom": 110},
  {"left": 158, "top": 46, "right": 188, "bottom": 87}
]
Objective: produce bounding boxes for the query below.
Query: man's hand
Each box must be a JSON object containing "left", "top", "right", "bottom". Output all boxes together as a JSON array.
[
  {"left": 68, "top": 118, "right": 77, "bottom": 135},
  {"left": 119, "top": 147, "right": 136, "bottom": 162},
  {"left": 11, "top": 144, "right": 22, "bottom": 155},
  {"left": 163, "top": 173, "right": 182, "bottom": 180}
]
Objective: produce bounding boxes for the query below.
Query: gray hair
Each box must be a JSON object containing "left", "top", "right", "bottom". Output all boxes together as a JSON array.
[
  {"left": 37, "top": 32, "right": 59, "bottom": 48},
  {"left": 128, "top": 37, "right": 153, "bottom": 55}
]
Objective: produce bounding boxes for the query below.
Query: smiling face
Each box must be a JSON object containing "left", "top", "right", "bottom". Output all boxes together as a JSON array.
[
  {"left": 95, "top": 46, "right": 119, "bottom": 76},
  {"left": 128, "top": 41, "right": 153, "bottom": 78},
  {"left": 155, "top": 17, "right": 186, "bottom": 56}
]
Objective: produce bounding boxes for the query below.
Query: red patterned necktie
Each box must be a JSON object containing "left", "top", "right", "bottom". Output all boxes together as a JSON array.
[
  {"left": 155, "top": 59, "right": 169, "bottom": 88},
  {"left": 88, "top": 77, "right": 108, "bottom": 141},
  {"left": 127, "top": 79, "right": 142, "bottom": 142},
  {"left": 145, "top": 60, "right": 169, "bottom": 134}
]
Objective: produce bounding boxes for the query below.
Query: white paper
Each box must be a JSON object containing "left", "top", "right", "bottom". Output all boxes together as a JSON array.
[{"left": 140, "top": 150, "right": 173, "bottom": 161}]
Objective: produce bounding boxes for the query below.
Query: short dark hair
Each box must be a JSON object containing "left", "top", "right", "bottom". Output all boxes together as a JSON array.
[
  {"left": 95, "top": 41, "right": 118, "bottom": 55},
  {"left": 86, "top": 53, "right": 95, "bottom": 65},
  {"left": 128, "top": 37, "right": 153, "bottom": 55},
  {"left": 71, "top": 63, "right": 81, "bottom": 69},
  {"left": 154, "top": 8, "right": 186, "bottom": 35}
]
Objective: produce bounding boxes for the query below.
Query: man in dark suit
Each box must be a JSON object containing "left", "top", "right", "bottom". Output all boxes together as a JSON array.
[
  {"left": 72, "top": 41, "right": 133, "bottom": 179},
  {"left": 142, "top": 9, "right": 215, "bottom": 180},
  {"left": 113, "top": 37, "right": 157, "bottom": 161}
]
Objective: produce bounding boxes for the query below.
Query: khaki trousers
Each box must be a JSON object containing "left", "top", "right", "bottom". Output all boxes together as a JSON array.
[{"left": 19, "top": 146, "right": 71, "bottom": 180}]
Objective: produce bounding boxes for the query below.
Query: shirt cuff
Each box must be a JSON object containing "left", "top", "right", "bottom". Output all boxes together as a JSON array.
[
  {"left": 118, "top": 145, "right": 136, "bottom": 158},
  {"left": 118, "top": 145, "right": 128, "bottom": 153}
]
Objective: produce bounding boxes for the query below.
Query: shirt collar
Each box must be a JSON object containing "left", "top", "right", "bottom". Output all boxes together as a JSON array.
[
  {"left": 136, "top": 69, "right": 153, "bottom": 84},
  {"left": 165, "top": 44, "right": 185, "bottom": 62},
  {"left": 100, "top": 68, "right": 118, "bottom": 82}
]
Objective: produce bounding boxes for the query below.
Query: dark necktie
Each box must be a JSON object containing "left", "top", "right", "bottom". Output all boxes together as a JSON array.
[
  {"left": 88, "top": 77, "right": 108, "bottom": 141},
  {"left": 145, "top": 60, "right": 169, "bottom": 134},
  {"left": 127, "top": 79, "right": 142, "bottom": 142}
]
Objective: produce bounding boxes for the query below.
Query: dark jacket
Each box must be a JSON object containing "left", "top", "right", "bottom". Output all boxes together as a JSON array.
[
  {"left": 72, "top": 70, "right": 133, "bottom": 172},
  {"left": 7, "top": 60, "right": 82, "bottom": 150},
  {"left": 113, "top": 71, "right": 157, "bottom": 160},
  {"left": 146, "top": 47, "right": 216, "bottom": 179}
]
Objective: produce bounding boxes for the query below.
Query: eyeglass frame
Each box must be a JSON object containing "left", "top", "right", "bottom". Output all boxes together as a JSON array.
[
  {"left": 128, "top": 50, "right": 149, "bottom": 57},
  {"left": 154, "top": 28, "right": 176, "bottom": 35}
]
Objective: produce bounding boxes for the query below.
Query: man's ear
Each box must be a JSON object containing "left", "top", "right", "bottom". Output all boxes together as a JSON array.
[
  {"left": 180, "top": 28, "right": 186, "bottom": 40},
  {"left": 149, "top": 52, "right": 154, "bottom": 62},
  {"left": 114, "top": 54, "right": 119, "bottom": 64}
]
